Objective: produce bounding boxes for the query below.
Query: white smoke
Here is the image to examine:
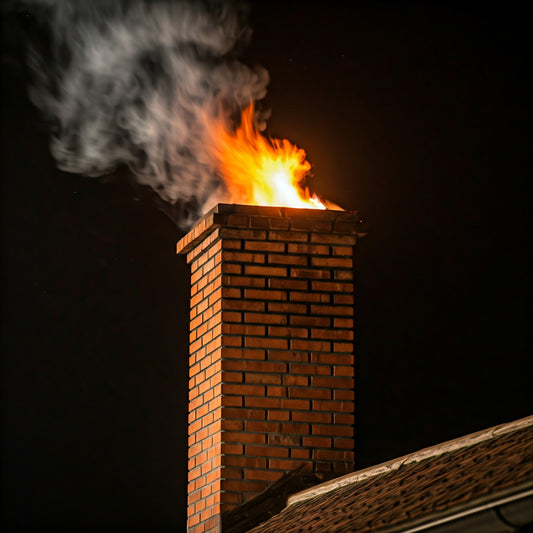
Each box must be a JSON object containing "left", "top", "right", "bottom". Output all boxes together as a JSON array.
[{"left": 23, "top": 0, "right": 269, "bottom": 228}]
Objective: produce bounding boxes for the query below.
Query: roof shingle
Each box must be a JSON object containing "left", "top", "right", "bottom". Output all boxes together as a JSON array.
[{"left": 248, "top": 417, "right": 533, "bottom": 532}]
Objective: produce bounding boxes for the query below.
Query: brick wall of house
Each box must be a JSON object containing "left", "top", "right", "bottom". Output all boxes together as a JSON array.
[{"left": 176, "top": 204, "right": 365, "bottom": 533}]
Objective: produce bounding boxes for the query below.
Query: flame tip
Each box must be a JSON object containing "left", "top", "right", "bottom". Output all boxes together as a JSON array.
[{"left": 209, "top": 103, "right": 334, "bottom": 211}]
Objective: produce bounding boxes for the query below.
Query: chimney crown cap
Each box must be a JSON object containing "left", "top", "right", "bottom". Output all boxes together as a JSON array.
[{"left": 177, "top": 203, "right": 366, "bottom": 255}]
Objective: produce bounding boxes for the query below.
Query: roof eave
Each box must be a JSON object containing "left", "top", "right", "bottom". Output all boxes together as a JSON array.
[
  {"left": 287, "top": 415, "right": 533, "bottom": 507},
  {"left": 378, "top": 482, "right": 533, "bottom": 533}
]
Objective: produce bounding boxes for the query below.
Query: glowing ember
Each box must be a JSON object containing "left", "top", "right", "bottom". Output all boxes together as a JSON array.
[{"left": 210, "top": 104, "right": 329, "bottom": 209}]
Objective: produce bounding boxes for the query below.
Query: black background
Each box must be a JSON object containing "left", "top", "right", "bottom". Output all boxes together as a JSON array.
[{"left": 1, "top": 1, "right": 531, "bottom": 531}]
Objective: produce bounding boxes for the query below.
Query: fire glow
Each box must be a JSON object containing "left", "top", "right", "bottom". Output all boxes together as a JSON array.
[{"left": 212, "top": 104, "right": 331, "bottom": 210}]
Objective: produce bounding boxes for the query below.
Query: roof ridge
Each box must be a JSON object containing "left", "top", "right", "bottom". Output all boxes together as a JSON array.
[{"left": 287, "top": 414, "right": 533, "bottom": 506}]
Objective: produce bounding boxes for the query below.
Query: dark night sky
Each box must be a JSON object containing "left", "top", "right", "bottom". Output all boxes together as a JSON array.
[{"left": 1, "top": 1, "right": 531, "bottom": 532}]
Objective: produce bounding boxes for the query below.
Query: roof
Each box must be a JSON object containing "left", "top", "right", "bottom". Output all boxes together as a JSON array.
[{"left": 247, "top": 416, "right": 533, "bottom": 532}]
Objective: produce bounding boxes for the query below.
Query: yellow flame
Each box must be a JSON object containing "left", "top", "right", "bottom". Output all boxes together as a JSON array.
[{"left": 211, "top": 104, "right": 326, "bottom": 209}]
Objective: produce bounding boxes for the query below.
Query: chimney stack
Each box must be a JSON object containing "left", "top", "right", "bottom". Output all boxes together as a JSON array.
[{"left": 177, "top": 204, "right": 365, "bottom": 532}]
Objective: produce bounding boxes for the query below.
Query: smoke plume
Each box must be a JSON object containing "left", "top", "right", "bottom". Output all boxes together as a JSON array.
[{"left": 22, "top": 0, "right": 269, "bottom": 228}]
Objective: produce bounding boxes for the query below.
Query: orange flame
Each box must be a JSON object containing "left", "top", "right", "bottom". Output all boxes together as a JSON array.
[{"left": 211, "top": 104, "right": 327, "bottom": 209}]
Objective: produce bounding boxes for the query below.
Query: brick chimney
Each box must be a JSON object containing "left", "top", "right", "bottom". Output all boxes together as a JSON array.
[{"left": 176, "top": 204, "right": 365, "bottom": 532}]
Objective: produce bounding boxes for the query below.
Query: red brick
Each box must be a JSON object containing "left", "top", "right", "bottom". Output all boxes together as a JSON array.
[
  {"left": 245, "top": 373, "right": 281, "bottom": 385},
  {"left": 290, "top": 448, "right": 311, "bottom": 459},
  {"left": 221, "top": 419, "right": 244, "bottom": 431},
  {"left": 223, "top": 299, "right": 265, "bottom": 312},
  {"left": 221, "top": 371, "right": 243, "bottom": 383},
  {"left": 302, "top": 436, "right": 332, "bottom": 448},
  {"left": 220, "top": 499, "right": 238, "bottom": 513},
  {"left": 290, "top": 292, "right": 330, "bottom": 303},
  {"left": 268, "top": 350, "right": 309, "bottom": 362},
  {"left": 222, "top": 348, "right": 265, "bottom": 360},
  {"left": 223, "top": 275, "right": 266, "bottom": 288},
  {"left": 289, "top": 387, "right": 331, "bottom": 400},
  {"left": 310, "top": 233, "right": 356, "bottom": 245},
  {"left": 310, "top": 304, "right": 352, "bottom": 316},
  {"left": 244, "top": 312, "right": 287, "bottom": 325},
  {"left": 334, "top": 294, "right": 354, "bottom": 305},
  {"left": 223, "top": 407, "right": 265, "bottom": 421},
  {"left": 250, "top": 216, "right": 277, "bottom": 229},
  {"left": 244, "top": 396, "right": 281, "bottom": 409},
  {"left": 332, "top": 246, "right": 353, "bottom": 256},
  {"left": 268, "top": 326, "right": 308, "bottom": 338},
  {"left": 268, "top": 278, "right": 308, "bottom": 290},
  {"left": 311, "top": 353, "right": 354, "bottom": 365},
  {"left": 244, "top": 265, "right": 288, "bottom": 277},
  {"left": 221, "top": 443, "right": 243, "bottom": 455},
  {"left": 244, "top": 289, "right": 287, "bottom": 301},
  {"left": 289, "top": 363, "right": 331, "bottom": 376},
  {"left": 244, "top": 241, "right": 285, "bottom": 252},
  {"left": 290, "top": 218, "right": 332, "bottom": 232},
  {"left": 221, "top": 479, "right": 267, "bottom": 494},
  {"left": 292, "top": 411, "right": 332, "bottom": 424},
  {"left": 333, "top": 366, "right": 354, "bottom": 377},
  {"left": 246, "top": 445, "right": 289, "bottom": 458},
  {"left": 223, "top": 432, "right": 266, "bottom": 444},
  {"left": 290, "top": 339, "right": 331, "bottom": 352},
  {"left": 267, "top": 386, "right": 286, "bottom": 396},
  {"left": 287, "top": 243, "right": 330, "bottom": 255},
  {"left": 311, "top": 281, "right": 354, "bottom": 292},
  {"left": 334, "top": 342, "right": 354, "bottom": 353},
  {"left": 222, "top": 263, "right": 242, "bottom": 275},
  {"left": 280, "top": 398, "right": 310, "bottom": 410},
  {"left": 282, "top": 375, "right": 309, "bottom": 386},
  {"left": 290, "top": 268, "right": 331, "bottom": 279},
  {"left": 268, "top": 459, "right": 312, "bottom": 471},
  {"left": 222, "top": 324, "right": 266, "bottom": 336},
  {"left": 290, "top": 315, "right": 331, "bottom": 327},
  {"left": 310, "top": 257, "right": 352, "bottom": 268},
  {"left": 311, "top": 376, "right": 354, "bottom": 389},
  {"left": 221, "top": 228, "right": 267, "bottom": 240},
  {"left": 312, "top": 400, "right": 354, "bottom": 413},
  {"left": 335, "top": 437, "right": 355, "bottom": 449},
  {"left": 246, "top": 421, "right": 282, "bottom": 433},
  {"left": 268, "top": 253, "right": 307, "bottom": 266},
  {"left": 222, "top": 383, "right": 264, "bottom": 396},
  {"left": 334, "top": 389, "right": 355, "bottom": 401},
  {"left": 268, "top": 230, "right": 309, "bottom": 242},
  {"left": 334, "top": 270, "right": 353, "bottom": 280},
  {"left": 333, "top": 317, "right": 354, "bottom": 328},
  {"left": 224, "top": 456, "right": 267, "bottom": 469},
  {"left": 268, "top": 434, "right": 301, "bottom": 446},
  {"left": 244, "top": 469, "right": 284, "bottom": 482},
  {"left": 244, "top": 337, "right": 288, "bottom": 350},
  {"left": 221, "top": 336, "right": 242, "bottom": 348},
  {"left": 311, "top": 329, "right": 354, "bottom": 340},
  {"left": 267, "top": 410, "right": 290, "bottom": 421},
  {"left": 220, "top": 311, "right": 242, "bottom": 323},
  {"left": 221, "top": 239, "right": 241, "bottom": 250},
  {"left": 220, "top": 466, "right": 244, "bottom": 480},
  {"left": 334, "top": 413, "right": 355, "bottom": 425},
  {"left": 238, "top": 360, "right": 288, "bottom": 373},
  {"left": 268, "top": 217, "right": 291, "bottom": 230},
  {"left": 268, "top": 302, "right": 307, "bottom": 314},
  {"left": 222, "top": 251, "right": 266, "bottom": 264},
  {"left": 189, "top": 490, "right": 202, "bottom": 505},
  {"left": 223, "top": 214, "right": 249, "bottom": 227}
]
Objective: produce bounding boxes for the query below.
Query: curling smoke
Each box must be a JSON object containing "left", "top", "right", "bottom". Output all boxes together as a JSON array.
[{"left": 24, "top": 0, "right": 269, "bottom": 228}]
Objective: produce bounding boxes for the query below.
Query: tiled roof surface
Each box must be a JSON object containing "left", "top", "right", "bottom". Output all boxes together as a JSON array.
[{"left": 248, "top": 419, "right": 533, "bottom": 532}]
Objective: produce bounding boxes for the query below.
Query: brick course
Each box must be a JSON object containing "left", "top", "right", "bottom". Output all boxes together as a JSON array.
[{"left": 177, "top": 204, "right": 365, "bottom": 532}]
